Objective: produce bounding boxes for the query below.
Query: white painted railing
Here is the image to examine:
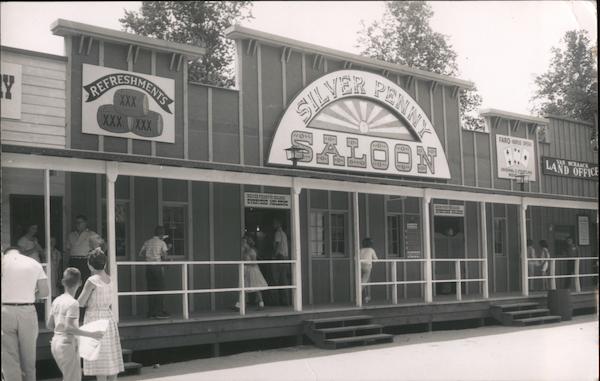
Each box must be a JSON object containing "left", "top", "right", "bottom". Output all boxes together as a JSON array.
[
  {"left": 116, "top": 260, "right": 296, "bottom": 318},
  {"left": 360, "top": 258, "right": 486, "bottom": 303},
  {"left": 527, "top": 257, "right": 599, "bottom": 292}
]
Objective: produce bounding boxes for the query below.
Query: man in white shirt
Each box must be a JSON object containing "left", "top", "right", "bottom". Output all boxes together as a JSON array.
[
  {"left": 1, "top": 247, "right": 49, "bottom": 381},
  {"left": 65, "top": 215, "right": 105, "bottom": 288},
  {"left": 138, "top": 226, "right": 171, "bottom": 319},
  {"left": 272, "top": 219, "right": 290, "bottom": 306}
]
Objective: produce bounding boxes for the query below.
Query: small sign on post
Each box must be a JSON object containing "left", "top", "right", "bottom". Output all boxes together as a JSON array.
[{"left": 244, "top": 192, "right": 291, "bottom": 209}]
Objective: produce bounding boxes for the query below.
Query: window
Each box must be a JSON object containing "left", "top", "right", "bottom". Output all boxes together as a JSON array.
[
  {"left": 163, "top": 204, "right": 186, "bottom": 257},
  {"left": 387, "top": 214, "right": 403, "bottom": 257},
  {"left": 494, "top": 217, "right": 506, "bottom": 256},
  {"left": 309, "top": 211, "right": 326, "bottom": 257},
  {"left": 101, "top": 201, "right": 129, "bottom": 257},
  {"left": 330, "top": 213, "right": 346, "bottom": 256}
]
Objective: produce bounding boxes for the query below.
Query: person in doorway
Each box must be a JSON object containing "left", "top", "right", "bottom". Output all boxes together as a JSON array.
[
  {"left": 48, "top": 267, "right": 104, "bottom": 381},
  {"left": 360, "top": 238, "right": 378, "bottom": 304},
  {"left": 78, "top": 249, "right": 124, "bottom": 381},
  {"left": 526, "top": 239, "right": 538, "bottom": 291},
  {"left": 138, "top": 226, "right": 171, "bottom": 319},
  {"left": 538, "top": 240, "right": 551, "bottom": 290},
  {"left": 234, "top": 235, "right": 268, "bottom": 311},
  {"left": 271, "top": 219, "right": 290, "bottom": 306},
  {"left": 48, "top": 237, "right": 64, "bottom": 297},
  {"left": 1, "top": 246, "right": 49, "bottom": 381},
  {"left": 65, "top": 215, "right": 105, "bottom": 289},
  {"left": 17, "top": 224, "right": 45, "bottom": 263},
  {"left": 563, "top": 236, "right": 578, "bottom": 289}
]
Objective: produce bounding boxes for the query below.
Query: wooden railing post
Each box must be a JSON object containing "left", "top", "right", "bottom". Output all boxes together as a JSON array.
[
  {"left": 550, "top": 260, "right": 557, "bottom": 290},
  {"left": 455, "top": 260, "right": 462, "bottom": 302},
  {"left": 182, "top": 263, "right": 189, "bottom": 319},
  {"left": 391, "top": 261, "right": 398, "bottom": 305},
  {"left": 574, "top": 258, "right": 581, "bottom": 293},
  {"left": 239, "top": 263, "right": 245, "bottom": 316}
]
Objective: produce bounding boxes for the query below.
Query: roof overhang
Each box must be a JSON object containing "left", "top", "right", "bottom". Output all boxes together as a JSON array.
[
  {"left": 225, "top": 24, "right": 474, "bottom": 90},
  {"left": 51, "top": 19, "right": 205, "bottom": 59},
  {"left": 479, "top": 108, "right": 549, "bottom": 125}
]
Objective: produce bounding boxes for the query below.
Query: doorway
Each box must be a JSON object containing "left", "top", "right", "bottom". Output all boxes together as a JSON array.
[
  {"left": 9, "top": 194, "right": 63, "bottom": 251},
  {"left": 244, "top": 207, "right": 290, "bottom": 306}
]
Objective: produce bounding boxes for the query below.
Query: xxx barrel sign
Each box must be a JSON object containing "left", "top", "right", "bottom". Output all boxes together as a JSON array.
[{"left": 82, "top": 64, "right": 175, "bottom": 143}]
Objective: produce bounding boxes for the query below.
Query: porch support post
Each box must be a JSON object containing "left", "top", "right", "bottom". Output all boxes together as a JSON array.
[
  {"left": 520, "top": 200, "right": 529, "bottom": 297},
  {"left": 480, "top": 202, "right": 489, "bottom": 299},
  {"left": 422, "top": 191, "right": 433, "bottom": 303},
  {"left": 353, "top": 192, "right": 362, "bottom": 307},
  {"left": 291, "top": 179, "right": 303, "bottom": 312},
  {"left": 106, "top": 162, "right": 120, "bottom": 321},
  {"left": 44, "top": 169, "right": 52, "bottom": 323}
]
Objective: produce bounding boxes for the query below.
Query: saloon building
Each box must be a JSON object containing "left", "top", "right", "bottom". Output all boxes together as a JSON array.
[{"left": 1, "top": 20, "right": 598, "bottom": 364}]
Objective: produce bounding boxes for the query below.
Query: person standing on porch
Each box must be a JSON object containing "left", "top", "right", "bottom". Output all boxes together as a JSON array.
[
  {"left": 526, "top": 239, "right": 538, "bottom": 291},
  {"left": 234, "top": 235, "right": 267, "bottom": 311},
  {"left": 138, "top": 226, "right": 171, "bottom": 319},
  {"left": 360, "top": 238, "right": 378, "bottom": 304},
  {"left": 538, "top": 240, "right": 551, "bottom": 290},
  {"left": 272, "top": 219, "right": 290, "bottom": 306},
  {"left": 78, "top": 249, "right": 124, "bottom": 380},
  {"left": 1, "top": 246, "right": 49, "bottom": 381},
  {"left": 17, "top": 224, "right": 44, "bottom": 263},
  {"left": 65, "top": 215, "right": 105, "bottom": 290},
  {"left": 564, "top": 237, "right": 578, "bottom": 290}
]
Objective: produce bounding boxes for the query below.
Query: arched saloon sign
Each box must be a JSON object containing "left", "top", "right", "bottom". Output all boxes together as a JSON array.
[{"left": 268, "top": 70, "right": 451, "bottom": 179}]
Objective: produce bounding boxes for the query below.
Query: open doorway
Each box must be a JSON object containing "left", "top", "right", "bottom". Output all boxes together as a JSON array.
[{"left": 244, "top": 207, "right": 290, "bottom": 306}]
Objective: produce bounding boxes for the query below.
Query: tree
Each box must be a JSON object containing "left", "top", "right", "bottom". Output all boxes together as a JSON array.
[
  {"left": 120, "top": 1, "right": 253, "bottom": 87},
  {"left": 356, "top": 1, "right": 484, "bottom": 131},
  {"left": 531, "top": 30, "right": 598, "bottom": 122}
]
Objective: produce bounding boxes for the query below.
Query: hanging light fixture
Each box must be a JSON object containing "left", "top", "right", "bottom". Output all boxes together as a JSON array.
[{"left": 285, "top": 146, "right": 307, "bottom": 168}]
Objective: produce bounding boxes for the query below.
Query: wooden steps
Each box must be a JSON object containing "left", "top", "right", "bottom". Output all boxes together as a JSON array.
[
  {"left": 304, "top": 315, "right": 393, "bottom": 349},
  {"left": 490, "top": 301, "right": 561, "bottom": 327}
]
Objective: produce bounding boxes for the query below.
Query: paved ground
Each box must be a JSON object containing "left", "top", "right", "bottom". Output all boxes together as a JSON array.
[{"left": 113, "top": 315, "right": 598, "bottom": 381}]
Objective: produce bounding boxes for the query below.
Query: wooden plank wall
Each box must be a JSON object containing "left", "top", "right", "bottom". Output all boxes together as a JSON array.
[{"left": 1, "top": 49, "right": 67, "bottom": 148}]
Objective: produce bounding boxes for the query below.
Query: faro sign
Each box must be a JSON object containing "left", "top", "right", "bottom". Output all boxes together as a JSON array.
[{"left": 267, "top": 70, "right": 451, "bottom": 179}]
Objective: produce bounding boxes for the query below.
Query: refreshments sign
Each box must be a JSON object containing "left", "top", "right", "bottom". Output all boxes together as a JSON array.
[
  {"left": 82, "top": 64, "right": 175, "bottom": 143},
  {"left": 267, "top": 70, "right": 451, "bottom": 179}
]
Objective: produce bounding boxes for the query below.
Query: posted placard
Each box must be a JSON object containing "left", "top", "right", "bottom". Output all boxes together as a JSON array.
[{"left": 244, "top": 192, "right": 291, "bottom": 209}]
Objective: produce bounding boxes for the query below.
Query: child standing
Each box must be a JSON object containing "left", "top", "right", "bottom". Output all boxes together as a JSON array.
[
  {"left": 78, "top": 249, "right": 124, "bottom": 381},
  {"left": 48, "top": 268, "right": 103, "bottom": 381}
]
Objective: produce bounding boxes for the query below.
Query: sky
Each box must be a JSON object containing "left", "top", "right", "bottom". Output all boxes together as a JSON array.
[{"left": 1, "top": 1, "right": 597, "bottom": 115}]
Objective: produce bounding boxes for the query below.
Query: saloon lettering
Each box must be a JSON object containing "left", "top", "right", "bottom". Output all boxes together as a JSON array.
[{"left": 292, "top": 131, "right": 437, "bottom": 174}]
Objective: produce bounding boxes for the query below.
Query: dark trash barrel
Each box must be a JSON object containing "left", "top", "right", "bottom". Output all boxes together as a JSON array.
[{"left": 547, "top": 289, "right": 572, "bottom": 321}]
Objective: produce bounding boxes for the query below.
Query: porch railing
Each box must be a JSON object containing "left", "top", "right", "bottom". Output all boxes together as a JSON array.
[
  {"left": 116, "top": 260, "right": 296, "bottom": 319},
  {"left": 527, "top": 257, "right": 599, "bottom": 292},
  {"left": 360, "top": 258, "right": 486, "bottom": 303}
]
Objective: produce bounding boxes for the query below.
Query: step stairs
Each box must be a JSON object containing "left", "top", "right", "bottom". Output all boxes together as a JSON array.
[
  {"left": 490, "top": 302, "right": 561, "bottom": 327},
  {"left": 82, "top": 348, "right": 141, "bottom": 380},
  {"left": 303, "top": 315, "right": 393, "bottom": 349}
]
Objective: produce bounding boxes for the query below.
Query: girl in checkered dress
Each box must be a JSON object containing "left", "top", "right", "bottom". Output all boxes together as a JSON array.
[{"left": 78, "top": 249, "right": 124, "bottom": 380}]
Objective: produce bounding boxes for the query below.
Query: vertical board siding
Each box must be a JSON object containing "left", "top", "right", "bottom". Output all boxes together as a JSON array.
[
  {"left": 462, "top": 131, "right": 476, "bottom": 187},
  {"left": 154, "top": 52, "right": 184, "bottom": 158},
  {"left": 476, "top": 132, "right": 492, "bottom": 188},
  {"left": 432, "top": 85, "right": 445, "bottom": 156},
  {"left": 1, "top": 50, "right": 68, "bottom": 147},
  {"left": 188, "top": 84, "right": 209, "bottom": 161},
  {"left": 242, "top": 40, "right": 260, "bottom": 166},
  {"left": 285, "top": 51, "right": 304, "bottom": 103},
  {"left": 260, "top": 45, "right": 284, "bottom": 164},
  {"left": 191, "top": 181, "right": 211, "bottom": 312},
  {"left": 212, "top": 88, "right": 240, "bottom": 164}
]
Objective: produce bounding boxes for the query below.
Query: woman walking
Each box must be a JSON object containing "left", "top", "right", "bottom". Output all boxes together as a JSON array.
[
  {"left": 78, "top": 248, "right": 124, "bottom": 380},
  {"left": 234, "top": 235, "right": 268, "bottom": 311}
]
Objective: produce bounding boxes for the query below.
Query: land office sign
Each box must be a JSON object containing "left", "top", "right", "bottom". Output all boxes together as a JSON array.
[
  {"left": 542, "top": 157, "right": 598, "bottom": 180},
  {"left": 82, "top": 64, "right": 175, "bottom": 143},
  {"left": 267, "top": 70, "right": 451, "bottom": 179}
]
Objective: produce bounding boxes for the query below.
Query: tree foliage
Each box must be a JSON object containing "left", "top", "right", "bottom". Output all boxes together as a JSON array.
[
  {"left": 120, "top": 1, "right": 253, "bottom": 87},
  {"left": 356, "top": 1, "right": 484, "bottom": 131},
  {"left": 531, "top": 30, "right": 597, "bottom": 122}
]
